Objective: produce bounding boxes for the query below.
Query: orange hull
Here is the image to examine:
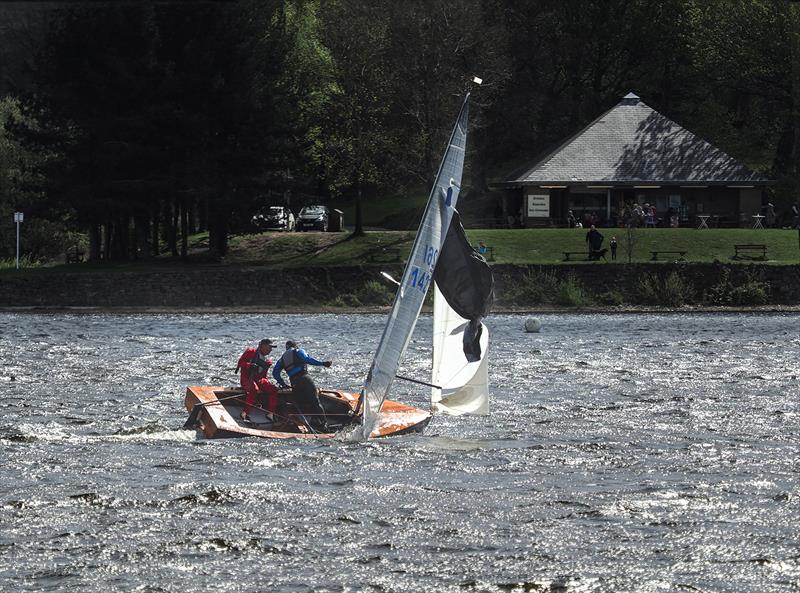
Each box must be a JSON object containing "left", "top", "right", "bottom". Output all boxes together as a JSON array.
[{"left": 184, "top": 385, "right": 431, "bottom": 440}]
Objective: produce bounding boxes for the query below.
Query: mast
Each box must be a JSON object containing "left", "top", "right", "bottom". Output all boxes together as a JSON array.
[{"left": 349, "top": 92, "right": 471, "bottom": 439}]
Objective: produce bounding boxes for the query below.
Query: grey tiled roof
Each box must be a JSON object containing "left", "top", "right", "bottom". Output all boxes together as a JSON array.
[{"left": 501, "top": 93, "right": 769, "bottom": 186}]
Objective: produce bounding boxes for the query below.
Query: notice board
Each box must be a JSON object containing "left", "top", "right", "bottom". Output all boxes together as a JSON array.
[{"left": 527, "top": 194, "right": 550, "bottom": 218}]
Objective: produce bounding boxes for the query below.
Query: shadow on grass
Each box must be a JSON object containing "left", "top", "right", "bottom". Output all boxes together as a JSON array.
[{"left": 279, "top": 232, "right": 414, "bottom": 266}]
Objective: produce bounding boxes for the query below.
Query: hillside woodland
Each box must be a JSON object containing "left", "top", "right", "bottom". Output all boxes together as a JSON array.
[{"left": 0, "top": 0, "right": 798, "bottom": 263}]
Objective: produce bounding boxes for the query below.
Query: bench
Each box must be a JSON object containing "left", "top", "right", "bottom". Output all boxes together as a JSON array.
[
  {"left": 650, "top": 250, "right": 687, "bottom": 261},
  {"left": 563, "top": 250, "right": 607, "bottom": 261},
  {"left": 65, "top": 245, "right": 85, "bottom": 264},
  {"left": 733, "top": 244, "right": 767, "bottom": 260},
  {"left": 562, "top": 251, "right": 589, "bottom": 261},
  {"left": 368, "top": 247, "right": 401, "bottom": 263}
]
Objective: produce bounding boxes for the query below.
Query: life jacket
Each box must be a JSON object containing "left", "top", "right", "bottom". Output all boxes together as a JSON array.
[
  {"left": 237, "top": 347, "right": 271, "bottom": 380},
  {"left": 280, "top": 348, "right": 307, "bottom": 378}
]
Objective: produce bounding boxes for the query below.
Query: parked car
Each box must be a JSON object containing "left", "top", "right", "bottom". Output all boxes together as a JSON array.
[
  {"left": 251, "top": 206, "right": 295, "bottom": 232},
  {"left": 297, "top": 205, "right": 329, "bottom": 231}
]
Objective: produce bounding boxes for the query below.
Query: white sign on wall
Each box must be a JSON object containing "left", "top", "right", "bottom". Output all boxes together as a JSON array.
[{"left": 527, "top": 194, "right": 550, "bottom": 218}]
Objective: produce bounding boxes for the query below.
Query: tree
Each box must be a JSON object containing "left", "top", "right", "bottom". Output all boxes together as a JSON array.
[
  {"left": 384, "top": 0, "right": 510, "bottom": 189},
  {"left": 17, "top": 1, "right": 324, "bottom": 260},
  {"left": 680, "top": 0, "right": 796, "bottom": 214},
  {"left": 315, "top": 1, "right": 392, "bottom": 236},
  {"left": 0, "top": 96, "right": 64, "bottom": 260}
]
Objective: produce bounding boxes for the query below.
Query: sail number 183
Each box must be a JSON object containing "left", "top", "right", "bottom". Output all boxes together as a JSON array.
[{"left": 408, "top": 245, "right": 438, "bottom": 293}]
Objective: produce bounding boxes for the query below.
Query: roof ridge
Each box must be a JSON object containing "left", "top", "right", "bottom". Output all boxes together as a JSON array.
[{"left": 498, "top": 93, "right": 770, "bottom": 186}]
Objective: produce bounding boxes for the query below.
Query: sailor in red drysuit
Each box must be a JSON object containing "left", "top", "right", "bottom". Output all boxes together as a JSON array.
[{"left": 236, "top": 338, "right": 279, "bottom": 423}]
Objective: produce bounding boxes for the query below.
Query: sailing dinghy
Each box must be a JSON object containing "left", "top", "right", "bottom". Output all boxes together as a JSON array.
[{"left": 184, "top": 88, "right": 493, "bottom": 440}]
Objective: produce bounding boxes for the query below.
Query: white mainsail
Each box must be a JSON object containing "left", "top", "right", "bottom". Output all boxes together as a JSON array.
[
  {"left": 431, "top": 285, "right": 489, "bottom": 415},
  {"left": 352, "top": 93, "right": 470, "bottom": 439}
]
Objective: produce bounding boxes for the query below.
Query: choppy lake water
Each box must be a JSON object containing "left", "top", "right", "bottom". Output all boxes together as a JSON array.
[{"left": 0, "top": 312, "right": 798, "bottom": 593}]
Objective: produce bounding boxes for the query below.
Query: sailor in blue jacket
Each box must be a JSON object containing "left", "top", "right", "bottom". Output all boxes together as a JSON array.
[{"left": 273, "top": 340, "right": 332, "bottom": 431}]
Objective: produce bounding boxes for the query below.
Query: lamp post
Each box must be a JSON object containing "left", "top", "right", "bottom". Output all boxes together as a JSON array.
[{"left": 13, "top": 212, "right": 23, "bottom": 269}]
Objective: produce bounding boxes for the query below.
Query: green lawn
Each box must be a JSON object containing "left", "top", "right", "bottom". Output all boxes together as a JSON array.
[
  {"left": 329, "top": 191, "right": 428, "bottom": 230},
  {"left": 223, "top": 229, "right": 417, "bottom": 267},
  {"left": 8, "top": 227, "right": 800, "bottom": 275},
  {"left": 464, "top": 228, "right": 800, "bottom": 264},
  {"left": 225, "top": 227, "right": 800, "bottom": 266}
]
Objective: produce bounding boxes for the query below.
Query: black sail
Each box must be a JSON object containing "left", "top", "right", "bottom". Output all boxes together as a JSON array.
[{"left": 433, "top": 210, "right": 494, "bottom": 361}]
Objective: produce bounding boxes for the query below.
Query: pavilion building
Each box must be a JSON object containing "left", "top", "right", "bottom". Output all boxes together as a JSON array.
[{"left": 494, "top": 92, "right": 772, "bottom": 228}]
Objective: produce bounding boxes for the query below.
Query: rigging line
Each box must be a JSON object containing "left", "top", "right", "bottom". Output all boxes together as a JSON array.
[{"left": 395, "top": 374, "right": 441, "bottom": 390}]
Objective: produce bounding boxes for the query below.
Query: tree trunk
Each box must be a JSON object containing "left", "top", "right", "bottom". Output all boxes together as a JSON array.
[
  {"left": 134, "top": 214, "right": 149, "bottom": 260},
  {"left": 180, "top": 195, "right": 188, "bottom": 260},
  {"left": 353, "top": 175, "right": 364, "bottom": 237},
  {"left": 88, "top": 223, "right": 102, "bottom": 262},
  {"left": 208, "top": 195, "right": 229, "bottom": 258},
  {"left": 187, "top": 196, "right": 197, "bottom": 234},
  {"left": 103, "top": 220, "right": 112, "bottom": 262},
  {"left": 791, "top": 3, "right": 800, "bottom": 180},
  {"left": 151, "top": 199, "right": 160, "bottom": 257},
  {"left": 169, "top": 198, "right": 178, "bottom": 257},
  {"left": 198, "top": 196, "right": 208, "bottom": 232}
]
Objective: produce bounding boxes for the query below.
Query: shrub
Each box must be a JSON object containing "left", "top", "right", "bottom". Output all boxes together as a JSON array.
[
  {"left": 0, "top": 254, "right": 43, "bottom": 270},
  {"left": 729, "top": 283, "right": 768, "bottom": 305},
  {"left": 637, "top": 273, "right": 661, "bottom": 305},
  {"left": 597, "top": 289, "right": 625, "bottom": 306},
  {"left": 554, "top": 273, "right": 588, "bottom": 307},
  {"left": 662, "top": 271, "right": 691, "bottom": 306},
  {"left": 705, "top": 268, "right": 732, "bottom": 305},
  {"left": 504, "top": 269, "right": 560, "bottom": 305},
  {"left": 330, "top": 293, "right": 361, "bottom": 308},
  {"left": 358, "top": 280, "right": 393, "bottom": 305},
  {"left": 638, "top": 271, "right": 691, "bottom": 306},
  {"left": 705, "top": 268, "right": 769, "bottom": 306}
]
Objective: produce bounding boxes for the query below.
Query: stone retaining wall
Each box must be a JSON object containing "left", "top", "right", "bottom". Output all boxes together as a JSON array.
[{"left": 1, "top": 263, "right": 799, "bottom": 308}]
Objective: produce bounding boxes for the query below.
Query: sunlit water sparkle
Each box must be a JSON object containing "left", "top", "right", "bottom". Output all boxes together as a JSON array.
[{"left": 0, "top": 312, "right": 798, "bottom": 592}]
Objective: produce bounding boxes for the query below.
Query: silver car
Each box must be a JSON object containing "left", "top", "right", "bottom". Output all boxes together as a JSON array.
[
  {"left": 252, "top": 206, "right": 295, "bottom": 232},
  {"left": 297, "top": 205, "right": 329, "bottom": 232}
]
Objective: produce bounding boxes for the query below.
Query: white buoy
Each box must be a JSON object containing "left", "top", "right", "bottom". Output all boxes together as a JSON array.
[{"left": 524, "top": 318, "right": 541, "bottom": 333}]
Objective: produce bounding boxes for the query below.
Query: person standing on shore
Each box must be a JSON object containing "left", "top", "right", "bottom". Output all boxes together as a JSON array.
[
  {"left": 273, "top": 340, "right": 332, "bottom": 432},
  {"left": 610, "top": 236, "right": 618, "bottom": 260},
  {"left": 585, "top": 225, "right": 604, "bottom": 258},
  {"left": 236, "top": 338, "right": 279, "bottom": 424}
]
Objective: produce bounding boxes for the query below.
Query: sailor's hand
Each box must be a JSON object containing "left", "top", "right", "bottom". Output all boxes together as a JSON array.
[{"left": 323, "top": 361, "right": 332, "bottom": 368}]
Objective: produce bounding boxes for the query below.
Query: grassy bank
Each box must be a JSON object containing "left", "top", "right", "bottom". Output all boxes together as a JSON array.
[
  {"left": 222, "top": 227, "right": 800, "bottom": 267},
  {"left": 4, "top": 227, "right": 800, "bottom": 273}
]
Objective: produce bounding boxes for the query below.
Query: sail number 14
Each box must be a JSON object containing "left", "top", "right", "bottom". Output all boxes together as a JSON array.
[{"left": 408, "top": 245, "right": 438, "bottom": 293}]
